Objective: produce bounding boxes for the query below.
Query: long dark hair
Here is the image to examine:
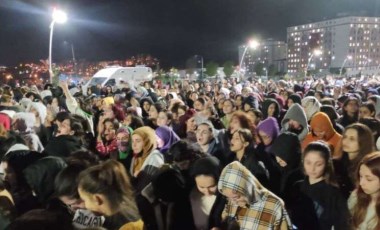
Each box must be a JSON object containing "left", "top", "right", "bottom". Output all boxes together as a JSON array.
[
  {"left": 303, "top": 141, "right": 338, "bottom": 187},
  {"left": 352, "top": 152, "right": 380, "bottom": 229}
]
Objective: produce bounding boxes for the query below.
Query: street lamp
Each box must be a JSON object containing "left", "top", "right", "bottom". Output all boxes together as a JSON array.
[
  {"left": 49, "top": 8, "right": 67, "bottom": 83},
  {"left": 263, "top": 67, "right": 268, "bottom": 79},
  {"left": 305, "top": 49, "right": 322, "bottom": 78},
  {"left": 239, "top": 40, "right": 259, "bottom": 76},
  {"left": 194, "top": 55, "right": 203, "bottom": 80},
  {"left": 340, "top": 55, "right": 352, "bottom": 77}
]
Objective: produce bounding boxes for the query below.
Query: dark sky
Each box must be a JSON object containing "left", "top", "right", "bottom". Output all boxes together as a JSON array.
[{"left": 0, "top": 0, "right": 379, "bottom": 68}]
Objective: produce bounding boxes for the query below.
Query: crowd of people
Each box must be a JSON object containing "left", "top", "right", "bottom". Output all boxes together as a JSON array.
[{"left": 0, "top": 75, "right": 380, "bottom": 229}]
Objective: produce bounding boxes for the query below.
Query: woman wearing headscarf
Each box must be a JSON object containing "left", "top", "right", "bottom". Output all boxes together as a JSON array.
[
  {"left": 12, "top": 112, "right": 44, "bottom": 152},
  {"left": 111, "top": 126, "right": 133, "bottom": 172},
  {"left": 155, "top": 126, "right": 180, "bottom": 156},
  {"left": 301, "top": 96, "right": 321, "bottom": 122}
]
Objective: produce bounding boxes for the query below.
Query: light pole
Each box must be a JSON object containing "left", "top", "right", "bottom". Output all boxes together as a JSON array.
[
  {"left": 305, "top": 49, "right": 322, "bottom": 79},
  {"left": 239, "top": 40, "right": 259, "bottom": 78},
  {"left": 339, "top": 55, "right": 352, "bottom": 77},
  {"left": 194, "top": 55, "right": 203, "bottom": 80},
  {"left": 263, "top": 67, "right": 268, "bottom": 79},
  {"left": 49, "top": 8, "right": 67, "bottom": 83}
]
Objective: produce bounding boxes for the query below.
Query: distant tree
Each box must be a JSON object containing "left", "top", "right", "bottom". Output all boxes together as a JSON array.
[
  {"left": 254, "top": 63, "right": 265, "bottom": 76},
  {"left": 205, "top": 61, "right": 218, "bottom": 77},
  {"left": 329, "top": 67, "right": 345, "bottom": 75},
  {"left": 268, "top": 64, "right": 277, "bottom": 77},
  {"left": 223, "top": 61, "right": 235, "bottom": 78}
]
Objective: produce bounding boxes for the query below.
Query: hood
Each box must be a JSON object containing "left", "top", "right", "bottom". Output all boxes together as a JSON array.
[
  {"left": 281, "top": 103, "right": 309, "bottom": 140},
  {"left": 301, "top": 96, "right": 321, "bottom": 121},
  {"left": 28, "top": 102, "right": 47, "bottom": 124},
  {"left": 23, "top": 156, "right": 67, "bottom": 203},
  {"left": 270, "top": 132, "right": 301, "bottom": 170},
  {"left": 288, "top": 94, "right": 302, "bottom": 105},
  {"left": 262, "top": 98, "right": 280, "bottom": 118},
  {"left": 310, "top": 112, "right": 336, "bottom": 140},
  {"left": 218, "top": 161, "right": 265, "bottom": 204},
  {"left": 5, "top": 143, "right": 30, "bottom": 155},
  {"left": 372, "top": 95, "right": 380, "bottom": 117},
  {"left": 13, "top": 112, "right": 36, "bottom": 132},
  {"left": 155, "top": 126, "right": 180, "bottom": 154},
  {"left": 256, "top": 117, "right": 279, "bottom": 141}
]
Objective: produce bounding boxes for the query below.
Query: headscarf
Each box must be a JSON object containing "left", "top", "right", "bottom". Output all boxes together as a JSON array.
[{"left": 155, "top": 126, "right": 180, "bottom": 154}]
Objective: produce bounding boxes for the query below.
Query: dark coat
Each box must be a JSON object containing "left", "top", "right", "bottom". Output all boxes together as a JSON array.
[{"left": 44, "top": 135, "right": 83, "bottom": 158}]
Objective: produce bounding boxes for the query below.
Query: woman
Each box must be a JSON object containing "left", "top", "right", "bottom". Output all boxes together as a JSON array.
[
  {"left": 261, "top": 98, "right": 280, "bottom": 120},
  {"left": 12, "top": 112, "right": 44, "bottom": 152},
  {"left": 140, "top": 97, "right": 154, "bottom": 121},
  {"left": 218, "top": 161, "right": 292, "bottom": 229},
  {"left": 234, "top": 94, "right": 245, "bottom": 111},
  {"left": 96, "top": 118, "right": 119, "bottom": 159},
  {"left": 113, "top": 126, "right": 133, "bottom": 171},
  {"left": 230, "top": 128, "right": 269, "bottom": 187},
  {"left": 55, "top": 160, "right": 105, "bottom": 229},
  {"left": 220, "top": 99, "right": 235, "bottom": 129},
  {"left": 302, "top": 112, "right": 342, "bottom": 159},
  {"left": 348, "top": 152, "right": 380, "bottom": 229},
  {"left": 270, "top": 132, "right": 303, "bottom": 197},
  {"left": 189, "top": 157, "right": 225, "bottom": 230},
  {"left": 256, "top": 117, "right": 279, "bottom": 152},
  {"left": 147, "top": 102, "right": 164, "bottom": 129},
  {"left": 44, "top": 115, "right": 84, "bottom": 158},
  {"left": 334, "top": 123, "right": 375, "bottom": 198},
  {"left": 337, "top": 97, "right": 360, "bottom": 128},
  {"left": 287, "top": 141, "right": 349, "bottom": 230},
  {"left": 155, "top": 125, "right": 180, "bottom": 155},
  {"left": 247, "top": 108, "right": 263, "bottom": 126},
  {"left": 78, "top": 160, "right": 143, "bottom": 230},
  {"left": 359, "top": 102, "right": 376, "bottom": 119},
  {"left": 156, "top": 110, "right": 173, "bottom": 127},
  {"left": 301, "top": 96, "right": 321, "bottom": 122}
]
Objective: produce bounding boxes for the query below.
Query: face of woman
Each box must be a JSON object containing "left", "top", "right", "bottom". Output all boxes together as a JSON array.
[
  {"left": 103, "top": 121, "right": 116, "bottom": 141},
  {"left": 59, "top": 196, "right": 86, "bottom": 212},
  {"left": 57, "top": 119, "right": 73, "bottom": 136},
  {"left": 123, "top": 115, "right": 132, "bottom": 126},
  {"left": 344, "top": 100, "right": 359, "bottom": 114},
  {"left": 303, "top": 151, "right": 326, "bottom": 182},
  {"left": 142, "top": 102, "right": 151, "bottom": 113},
  {"left": 186, "top": 117, "right": 197, "bottom": 132},
  {"left": 287, "top": 99, "right": 294, "bottom": 108},
  {"left": 177, "top": 108, "right": 186, "bottom": 118},
  {"left": 195, "top": 175, "right": 217, "bottom": 196},
  {"left": 222, "top": 188, "right": 249, "bottom": 208},
  {"left": 229, "top": 117, "right": 241, "bottom": 134},
  {"left": 342, "top": 128, "right": 360, "bottom": 157},
  {"left": 243, "top": 104, "right": 252, "bottom": 112},
  {"left": 235, "top": 97, "right": 243, "bottom": 107},
  {"left": 267, "top": 103, "right": 276, "bottom": 117},
  {"left": 258, "top": 130, "right": 272, "bottom": 146},
  {"left": 196, "top": 124, "right": 213, "bottom": 146},
  {"left": 157, "top": 112, "right": 169, "bottom": 127},
  {"left": 359, "top": 164, "right": 380, "bottom": 197},
  {"left": 52, "top": 98, "right": 59, "bottom": 108},
  {"left": 149, "top": 106, "right": 158, "bottom": 120},
  {"left": 230, "top": 132, "right": 247, "bottom": 153},
  {"left": 223, "top": 101, "right": 234, "bottom": 115},
  {"left": 156, "top": 135, "right": 165, "bottom": 149},
  {"left": 132, "top": 134, "right": 144, "bottom": 154},
  {"left": 1, "top": 162, "right": 17, "bottom": 189},
  {"left": 359, "top": 106, "right": 374, "bottom": 119}
]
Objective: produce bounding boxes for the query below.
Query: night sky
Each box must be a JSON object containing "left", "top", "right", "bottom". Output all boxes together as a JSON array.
[{"left": 0, "top": 0, "right": 379, "bottom": 68}]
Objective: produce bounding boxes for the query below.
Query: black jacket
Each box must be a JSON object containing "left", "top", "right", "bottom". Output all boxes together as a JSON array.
[{"left": 44, "top": 135, "right": 83, "bottom": 158}]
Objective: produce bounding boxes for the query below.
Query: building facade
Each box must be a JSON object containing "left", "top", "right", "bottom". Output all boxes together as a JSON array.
[
  {"left": 287, "top": 16, "right": 380, "bottom": 76},
  {"left": 238, "top": 38, "right": 287, "bottom": 76}
]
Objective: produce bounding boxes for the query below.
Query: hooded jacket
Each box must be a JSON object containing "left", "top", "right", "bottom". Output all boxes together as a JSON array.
[
  {"left": 257, "top": 117, "right": 280, "bottom": 152},
  {"left": 23, "top": 156, "right": 67, "bottom": 204},
  {"left": 155, "top": 126, "right": 180, "bottom": 154},
  {"left": 281, "top": 103, "right": 309, "bottom": 141},
  {"left": 217, "top": 161, "right": 292, "bottom": 230},
  {"left": 270, "top": 132, "right": 304, "bottom": 196},
  {"left": 301, "top": 96, "right": 321, "bottom": 121},
  {"left": 44, "top": 135, "right": 83, "bottom": 158},
  {"left": 302, "top": 112, "right": 343, "bottom": 159}
]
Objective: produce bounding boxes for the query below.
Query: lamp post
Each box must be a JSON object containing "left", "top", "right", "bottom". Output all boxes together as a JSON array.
[
  {"left": 339, "top": 55, "right": 352, "bottom": 77},
  {"left": 49, "top": 8, "right": 67, "bottom": 83},
  {"left": 239, "top": 40, "right": 259, "bottom": 78},
  {"left": 194, "top": 55, "right": 203, "bottom": 80},
  {"left": 305, "top": 49, "right": 322, "bottom": 79}
]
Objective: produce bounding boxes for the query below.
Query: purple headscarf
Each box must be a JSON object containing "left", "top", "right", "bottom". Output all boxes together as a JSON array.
[{"left": 155, "top": 126, "right": 180, "bottom": 154}]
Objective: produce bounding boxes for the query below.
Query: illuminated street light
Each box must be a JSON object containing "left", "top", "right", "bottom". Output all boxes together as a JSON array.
[
  {"left": 49, "top": 8, "right": 67, "bottom": 83},
  {"left": 340, "top": 55, "right": 352, "bottom": 77},
  {"left": 305, "top": 49, "right": 322, "bottom": 78},
  {"left": 239, "top": 39, "right": 260, "bottom": 77}
]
